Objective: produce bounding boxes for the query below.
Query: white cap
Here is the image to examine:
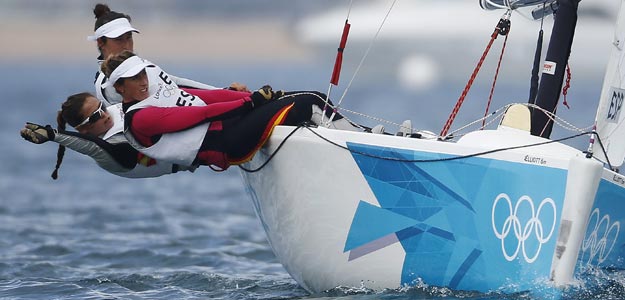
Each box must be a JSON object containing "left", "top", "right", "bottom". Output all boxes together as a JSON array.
[
  {"left": 87, "top": 18, "right": 140, "bottom": 41},
  {"left": 102, "top": 55, "right": 151, "bottom": 88}
]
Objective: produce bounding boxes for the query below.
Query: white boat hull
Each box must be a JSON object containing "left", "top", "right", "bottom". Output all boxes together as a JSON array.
[{"left": 241, "top": 125, "right": 625, "bottom": 293}]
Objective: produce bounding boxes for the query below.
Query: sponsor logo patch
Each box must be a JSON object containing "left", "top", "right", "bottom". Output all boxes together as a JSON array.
[{"left": 543, "top": 61, "right": 556, "bottom": 75}]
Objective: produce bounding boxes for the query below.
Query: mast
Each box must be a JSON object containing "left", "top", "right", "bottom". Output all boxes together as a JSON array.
[{"left": 530, "top": 0, "right": 581, "bottom": 138}]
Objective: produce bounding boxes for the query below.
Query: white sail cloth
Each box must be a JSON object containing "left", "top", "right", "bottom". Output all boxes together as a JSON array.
[{"left": 594, "top": 0, "right": 625, "bottom": 167}]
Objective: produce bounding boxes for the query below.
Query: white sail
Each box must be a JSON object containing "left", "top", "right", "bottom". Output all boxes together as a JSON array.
[{"left": 594, "top": 0, "right": 625, "bottom": 167}]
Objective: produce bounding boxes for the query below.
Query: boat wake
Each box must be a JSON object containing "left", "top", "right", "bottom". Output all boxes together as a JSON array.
[{"left": 317, "top": 268, "right": 625, "bottom": 299}]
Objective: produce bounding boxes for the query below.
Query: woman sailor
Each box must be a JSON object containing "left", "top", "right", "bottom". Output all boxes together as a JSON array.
[
  {"left": 103, "top": 51, "right": 359, "bottom": 171},
  {"left": 20, "top": 93, "right": 195, "bottom": 179},
  {"left": 89, "top": 3, "right": 248, "bottom": 106}
]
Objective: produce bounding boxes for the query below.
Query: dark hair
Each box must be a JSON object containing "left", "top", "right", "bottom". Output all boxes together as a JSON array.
[
  {"left": 101, "top": 50, "right": 136, "bottom": 86},
  {"left": 51, "top": 92, "right": 93, "bottom": 179},
  {"left": 93, "top": 3, "right": 132, "bottom": 31},
  {"left": 93, "top": 4, "right": 133, "bottom": 54}
]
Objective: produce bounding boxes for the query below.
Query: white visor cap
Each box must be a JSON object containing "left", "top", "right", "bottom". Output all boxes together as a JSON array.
[
  {"left": 102, "top": 56, "right": 151, "bottom": 88},
  {"left": 87, "top": 18, "right": 140, "bottom": 41}
]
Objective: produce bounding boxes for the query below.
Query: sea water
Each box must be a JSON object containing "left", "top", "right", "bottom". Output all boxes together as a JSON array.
[{"left": 1, "top": 60, "right": 622, "bottom": 300}]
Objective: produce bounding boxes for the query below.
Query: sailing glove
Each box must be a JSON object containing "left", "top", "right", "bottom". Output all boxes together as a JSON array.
[
  {"left": 259, "top": 85, "right": 284, "bottom": 101},
  {"left": 20, "top": 122, "right": 56, "bottom": 144},
  {"left": 250, "top": 85, "right": 285, "bottom": 108}
]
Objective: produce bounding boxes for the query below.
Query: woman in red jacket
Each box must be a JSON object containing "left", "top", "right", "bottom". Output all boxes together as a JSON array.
[{"left": 101, "top": 51, "right": 359, "bottom": 171}]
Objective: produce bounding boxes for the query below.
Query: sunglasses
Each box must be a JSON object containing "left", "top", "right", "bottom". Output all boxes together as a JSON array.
[{"left": 76, "top": 102, "right": 107, "bottom": 127}]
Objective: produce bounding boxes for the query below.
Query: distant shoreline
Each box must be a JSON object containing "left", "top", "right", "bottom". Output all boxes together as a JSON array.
[{"left": 2, "top": 19, "right": 312, "bottom": 63}]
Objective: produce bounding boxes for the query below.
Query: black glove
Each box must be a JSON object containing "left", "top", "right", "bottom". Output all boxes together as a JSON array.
[
  {"left": 258, "top": 85, "right": 284, "bottom": 101},
  {"left": 250, "top": 85, "right": 285, "bottom": 108},
  {"left": 20, "top": 122, "right": 56, "bottom": 144}
]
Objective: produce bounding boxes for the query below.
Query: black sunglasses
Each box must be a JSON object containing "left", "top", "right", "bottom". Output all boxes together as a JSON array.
[{"left": 76, "top": 102, "right": 107, "bottom": 127}]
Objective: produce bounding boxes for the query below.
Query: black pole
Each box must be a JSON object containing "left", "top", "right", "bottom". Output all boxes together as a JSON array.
[
  {"left": 530, "top": 0, "right": 580, "bottom": 138},
  {"left": 528, "top": 29, "right": 544, "bottom": 104}
]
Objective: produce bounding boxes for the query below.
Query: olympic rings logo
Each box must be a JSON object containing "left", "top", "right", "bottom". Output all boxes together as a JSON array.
[
  {"left": 581, "top": 208, "right": 620, "bottom": 265},
  {"left": 491, "top": 193, "right": 557, "bottom": 263},
  {"left": 162, "top": 85, "right": 177, "bottom": 98}
]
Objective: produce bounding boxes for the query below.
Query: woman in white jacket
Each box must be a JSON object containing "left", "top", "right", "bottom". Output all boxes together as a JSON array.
[
  {"left": 88, "top": 3, "right": 247, "bottom": 106},
  {"left": 20, "top": 92, "right": 195, "bottom": 179}
]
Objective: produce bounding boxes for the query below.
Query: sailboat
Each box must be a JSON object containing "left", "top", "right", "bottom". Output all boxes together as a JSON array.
[{"left": 241, "top": 0, "right": 625, "bottom": 294}]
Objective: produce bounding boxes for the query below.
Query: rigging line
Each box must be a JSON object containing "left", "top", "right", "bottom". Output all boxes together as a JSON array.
[
  {"left": 482, "top": 20, "right": 511, "bottom": 128},
  {"left": 524, "top": 102, "right": 592, "bottom": 132},
  {"left": 346, "top": 0, "right": 354, "bottom": 18},
  {"left": 335, "top": 99, "right": 590, "bottom": 139},
  {"left": 593, "top": 129, "right": 615, "bottom": 170},
  {"left": 449, "top": 108, "right": 508, "bottom": 138},
  {"left": 303, "top": 125, "right": 594, "bottom": 163},
  {"left": 447, "top": 103, "right": 566, "bottom": 139},
  {"left": 523, "top": 103, "right": 592, "bottom": 132},
  {"left": 328, "top": 0, "right": 398, "bottom": 123},
  {"left": 239, "top": 124, "right": 613, "bottom": 173},
  {"left": 283, "top": 91, "right": 368, "bottom": 130},
  {"left": 238, "top": 124, "right": 305, "bottom": 173},
  {"left": 440, "top": 13, "right": 509, "bottom": 138},
  {"left": 538, "top": 102, "right": 558, "bottom": 137}
]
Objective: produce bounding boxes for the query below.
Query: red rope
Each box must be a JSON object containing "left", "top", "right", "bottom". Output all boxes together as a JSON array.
[
  {"left": 562, "top": 63, "right": 571, "bottom": 109},
  {"left": 538, "top": 64, "right": 571, "bottom": 136},
  {"left": 482, "top": 30, "right": 510, "bottom": 128},
  {"left": 440, "top": 29, "right": 499, "bottom": 137}
]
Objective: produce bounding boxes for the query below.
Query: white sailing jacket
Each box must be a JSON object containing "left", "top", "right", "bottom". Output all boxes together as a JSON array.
[
  {"left": 94, "top": 59, "right": 219, "bottom": 106},
  {"left": 53, "top": 103, "right": 191, "bottom": 178},
  {"left": 124, "top": 80, "right": 210, "bottom": 167}
]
